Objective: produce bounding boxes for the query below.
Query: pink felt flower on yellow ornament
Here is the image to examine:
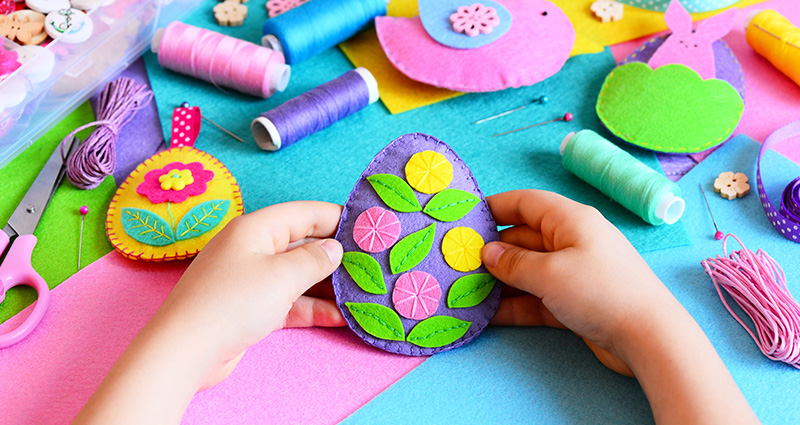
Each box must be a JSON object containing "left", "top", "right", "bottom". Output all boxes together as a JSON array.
[
  {"left": 137, "top": 161, "right": 214, "bottom": 204},
  {"left": 0, "top": 45, "right": 20, "bottom": 78},
  {"left": 450, "top": 3, "right": 500, "bottom": 37},
  {"left": 265, "top": 0, "right": 308, "bottom": 17}
]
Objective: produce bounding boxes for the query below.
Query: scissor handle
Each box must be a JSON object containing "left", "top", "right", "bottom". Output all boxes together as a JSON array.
[{"left": 0, "top": 233, "right": 51, "bottom": 348}]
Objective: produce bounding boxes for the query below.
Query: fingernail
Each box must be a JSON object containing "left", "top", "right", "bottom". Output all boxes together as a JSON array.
[
  {"left": 482, "top": 243, "right": 505, "bottom": 268},
  {"left": 319, "top": 239, "right": 343, "bottom": 264}
]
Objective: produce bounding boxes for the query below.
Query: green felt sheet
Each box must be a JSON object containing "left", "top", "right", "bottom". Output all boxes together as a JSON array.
[{"left": 0, "top": 102, "right": 115, "bottom": 324}]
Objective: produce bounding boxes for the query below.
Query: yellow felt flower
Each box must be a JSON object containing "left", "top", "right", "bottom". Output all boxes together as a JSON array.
[
  {"left": 442, "top": 227, "right": 484, "bottom": 272},
  {"left": 159, "top": 169, "right": 194, "bottom": 191},
  {"left": 405, "top": 150, "right": 453, "bottom": 194}
]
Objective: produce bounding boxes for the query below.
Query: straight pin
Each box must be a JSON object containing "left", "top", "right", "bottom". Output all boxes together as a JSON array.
[
  {"left": 700, "top": 184, "right": 724, "bottom": 240},
  {"left": 472, "top": 96, "right": 549, "bottom": 125},
  {"left": 181, "top": 102, "right": 246, "bottom": 143},
  {"left": 78, "top": 205, "right": 88, "bottom": 270},
  {"left": 492, "top": 112, "right": 574, "bottom": 137}
]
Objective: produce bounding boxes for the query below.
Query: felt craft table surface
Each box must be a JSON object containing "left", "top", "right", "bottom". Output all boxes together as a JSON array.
[{"left": 2, "top": 0, "right": 800, "bottom": 423}]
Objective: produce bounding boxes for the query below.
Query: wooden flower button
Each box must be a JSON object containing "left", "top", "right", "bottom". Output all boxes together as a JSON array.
[
  {"left": 0, "top": 10, "right": 47, "bottom": 45},
  {"left": 213, "top": 1, "right": 247, "bottom": 27},
  {"left": 714, "top": 172, "right": 750, "bottom": 200}
]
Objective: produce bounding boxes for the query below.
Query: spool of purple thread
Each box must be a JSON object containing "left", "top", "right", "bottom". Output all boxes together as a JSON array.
[{"left": 251, "top": 67, "right": 379, "bottom": 151}]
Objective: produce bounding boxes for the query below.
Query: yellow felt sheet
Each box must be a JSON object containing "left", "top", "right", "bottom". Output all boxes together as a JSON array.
[{"left": 341, "top": 0, "right": 767, "bottom": 114}]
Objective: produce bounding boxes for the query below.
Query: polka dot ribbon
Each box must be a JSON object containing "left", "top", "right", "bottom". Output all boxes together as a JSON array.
[
  {"left": 170, "top": 106, "right": 202, "bottom": 148},
  {"left": 757, "top": 120, "right": 800, "bottom": 243}
]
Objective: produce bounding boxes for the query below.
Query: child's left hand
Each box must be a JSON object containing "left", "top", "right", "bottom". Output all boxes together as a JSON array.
[{"left": 75, "top": 201, "right": 345, "bottom": 424}]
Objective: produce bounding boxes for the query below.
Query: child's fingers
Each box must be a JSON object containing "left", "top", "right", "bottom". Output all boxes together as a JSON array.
[
  {"left": 490, "top": 294, "right": 565, "bottom": 328},
  {"left": 498, "top": 225, "right": 547, "bottom": 252},
  {"left": 482, "top": 241, "right": 561, "bottom": 298},
  {"left": 284, "top": 296, "right": 346, "bottom": 328},
  {"left": 269, "top": 239, "right": 343, "bottom": 298},
  {"left": 486, "top": 189, "right": 579, "bottom": 229}
]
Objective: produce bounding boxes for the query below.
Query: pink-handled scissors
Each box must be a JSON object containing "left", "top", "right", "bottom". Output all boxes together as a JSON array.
[{"left": 0, "top": 137, "right": 80, "bottom": 348}]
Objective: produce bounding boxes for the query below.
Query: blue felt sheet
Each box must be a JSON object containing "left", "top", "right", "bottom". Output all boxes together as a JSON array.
[
  {"left": 341, "top": 135, "right": 800, "bottom": 424},
  {"left": 142, "top": 3, "right": 688, "bottom": 253}
]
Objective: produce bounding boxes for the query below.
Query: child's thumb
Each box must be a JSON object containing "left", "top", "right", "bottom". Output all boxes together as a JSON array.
[
  {"left": 482, "top": 241, "right": 550, "bottom": 297},
  {"left": 273, "top": 239, "right": 343, "bottom": 296}
]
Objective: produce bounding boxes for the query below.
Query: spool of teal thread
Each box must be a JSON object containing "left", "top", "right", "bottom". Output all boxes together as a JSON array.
[
  {"left": 261, "top": 0, "right": 388, "bottom": 65},
  {"left": 560, "top": 130, "right": 685, "bottom": 225}
]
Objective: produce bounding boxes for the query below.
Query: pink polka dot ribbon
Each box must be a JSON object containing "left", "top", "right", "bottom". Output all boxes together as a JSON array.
[
  {"left": 757, "top": 120, "right": 800, "bottom": 243},
  {"left": 353, "top": 207, "right": 402, "bottom": 253},
  {"left": 170, "top": 106, "right": 202, "bottom": 148},
  {"left": 392, "top": 271, "right": 442, "bottom": 320}
]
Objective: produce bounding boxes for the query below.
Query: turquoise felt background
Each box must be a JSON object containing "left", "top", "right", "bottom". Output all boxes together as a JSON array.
[
  {"left": 342, "top": 136, "right": 800, "bottom": 424},
  {"left": 143, "top": 1, "right": 688, "bottom": 253}
]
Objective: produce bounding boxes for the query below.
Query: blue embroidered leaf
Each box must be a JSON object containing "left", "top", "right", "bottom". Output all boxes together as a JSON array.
[
  {"left": 346, "top": 302, "right": 405, "bottom": 341},
  {"left": 447, "top": 273, "right": 497, "bottom": 308},
  {"left": 121, "top": 208, "right": 176, "bottom": 246},
  {"left": 389, "top": 223, "right": 436, "bottom": 274},
  {"left": 175, "top": 200, "right": 231, "bottom": 241},
  {"left": 342, "top": 252, "right": 387, "bottom": 295},
  {"left": 367, "top": 174, "right": 422, "bottom": 213},
  {"left": 406, "top": 316, "right": 471, "bottom": 348},
  {"left": 423, "top": 189, "right": 480, "bottom": 222}
]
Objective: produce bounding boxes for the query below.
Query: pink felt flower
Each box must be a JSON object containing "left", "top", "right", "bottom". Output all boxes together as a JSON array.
[
  {"left": 353, "top": 207, "right": 402, "bottom": 253},
  {"left": 0, "top": 45, "right": 20, "bottom": 78},
  {"left": 450, "top": 3, "right": 500, "bottom": 37},
  {"left": 393, "top": 271, "right": 442, "bottom": 320},
  {"left": 266, "top": 0, "right": 309, "bottom": 18},
  {"left": 136, "top": 161, "right": 214, "bottom": 204}
]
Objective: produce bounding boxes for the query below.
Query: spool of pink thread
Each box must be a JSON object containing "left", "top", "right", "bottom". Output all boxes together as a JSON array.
[{"left": 152, "top": 21, "right": 291, "bottom": 99}]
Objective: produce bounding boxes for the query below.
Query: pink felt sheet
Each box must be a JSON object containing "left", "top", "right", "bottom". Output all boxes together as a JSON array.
[
  {"left": 0, "top": 252, "right": 425, "bottom": 425},
  {"left": 611, "top": 0, "right": 800, "bottom": 162}
]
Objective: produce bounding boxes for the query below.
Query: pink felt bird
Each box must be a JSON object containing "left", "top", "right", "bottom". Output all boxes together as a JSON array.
[{"left": 648, "top": 0, "right": 736, "bottom": 80}]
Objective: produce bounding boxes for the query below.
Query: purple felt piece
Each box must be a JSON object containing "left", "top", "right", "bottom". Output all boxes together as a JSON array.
[
  {"left": 91, "top": 58, "right": 165, "bottom": 185},
  {"left": 621, "top": 35, "right": 745, "bottom": 100},
  {"left": 657, "top": 152, "right": 698, "bottom": 182},
  {"left": 375, "top": 0, "right": 574, "bottom": 92},
  {"left": 334, "top": 133, "right": 500, "bottom": 356}
]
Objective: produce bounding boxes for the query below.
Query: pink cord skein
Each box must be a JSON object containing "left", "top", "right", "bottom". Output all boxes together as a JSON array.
[
  {"left": 156, "top": 22, "right": 289, "bottom": 98},
  {"left": 702, "top": 234, "right": 800, "bottom": 369}
]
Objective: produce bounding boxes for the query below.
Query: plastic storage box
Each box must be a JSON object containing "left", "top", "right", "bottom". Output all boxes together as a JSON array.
[{"left": 0, "top": 0, "right": 200, "bottom": 168}]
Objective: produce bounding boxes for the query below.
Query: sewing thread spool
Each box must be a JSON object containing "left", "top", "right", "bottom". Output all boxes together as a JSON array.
[
  {"left": 261, "top": 0, "right": 387, "bottom": 65},
  {"left": 251, "top": 67, "right": 379, "bottom": 151},
  {"left": 560, "top": 130, "right": 685, "bottom": 225},
  {"left": 745, "top": 10, "right": 800, "bottom": 87},
  {"left": 152, "top": 21, "right": 291, "bottom": 99}
]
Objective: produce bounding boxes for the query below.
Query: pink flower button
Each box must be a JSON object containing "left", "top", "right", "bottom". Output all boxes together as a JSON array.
[
  {"left": 353, "top": 206, "right": 402, "bottom": 253},
  {"left": 393, "top": 271, "right": 442, "bottom": 320},
  {"left": 266, "top": 0, "right": 309, "bottom": 18},
  {"left": 450, "top": 3, "right": 500, "bottom": 37}
]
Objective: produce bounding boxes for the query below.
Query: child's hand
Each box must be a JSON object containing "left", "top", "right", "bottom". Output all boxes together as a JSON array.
[
  {"left": 483, "top": 190, "right": 759, "bottom": 424},
  {"left": 75, "top": 201, "right": 346, "bottom": 424}
]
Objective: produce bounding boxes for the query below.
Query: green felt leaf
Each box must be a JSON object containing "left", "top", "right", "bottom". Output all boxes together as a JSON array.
[
  {"left": 346, "top": 302, "right": 405, "bottom": 341},
  {"left": 596, "top": 62, "right": 744, "bottom": 153},
  {"left": 175, "top": 200, "right": 231, "bottom": 241},
  {"left": 367, "top": 174, "right": 422, "bottom": 213},
  {"left": 407, "top": 316, "right": 472, "bottom": 348},
  {"left": 389, "top": 223, "right": 436, "bottom": 274},
  {"left": 447, "top": 273, "right": 497, "bottom": 308},
  {"left": 342, "top": 252, "right": 387, "bottom": 295},
  {"left": 121, "top": 208, "right": 176, "bottom": 247},
  {"left": 423, "top": 189, "right": 480, "bottom": 222}
]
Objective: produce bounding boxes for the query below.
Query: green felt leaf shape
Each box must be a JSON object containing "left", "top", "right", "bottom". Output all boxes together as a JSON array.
[
  {"left": 389, "top": 223, "right": 436, "bottom": 274},
  {"left": 447, "top": 273, "right": 497, "bottom": 308},
  {"left": 406, "top": 316, "right": 472, "bottom": 348},
  {"left": 596, "top": 62, "right": 744, "bottom": 153},
  {"left": 367, "top": 174, "right": 422, "bottom": 213},
  {"left": 175, "top": 200, "right": 231, "bottom": 241},
  {"left": 121, "top": 208, "right": 175, "bottom": 247},
  {"left": 342, "top": 252, "right": 387, "bottom": 294},
  {"left": 346, "top": 302, "right": 405, "bottom": 341},
  {"left": 422, "top": 189, "right": 480, "bottom": 222}
]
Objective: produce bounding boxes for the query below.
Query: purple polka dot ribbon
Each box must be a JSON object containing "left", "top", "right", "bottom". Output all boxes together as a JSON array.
[{"left": 757, "top": 120, "right": 800, "bottom": 243}]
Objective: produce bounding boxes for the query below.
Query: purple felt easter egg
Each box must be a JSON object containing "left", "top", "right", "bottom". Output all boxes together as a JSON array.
[
  {"left": 334, "top": 133, "right": 500, "bottom": 356},
  {"left": 375, "top": 0, "right": 574, "bottom": 92}
]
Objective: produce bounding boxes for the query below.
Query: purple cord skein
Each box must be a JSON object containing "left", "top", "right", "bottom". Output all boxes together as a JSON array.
[
  {"left": 60, "top": 77, "right": 153, "bottom": 190},
  {"left": 252, "top": 69, "right": 376, "bottom": 151}
]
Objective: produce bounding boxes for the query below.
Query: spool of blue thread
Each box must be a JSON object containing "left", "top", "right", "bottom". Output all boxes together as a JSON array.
[
  {"left": 560, "top": 130, "right": 685, "bottom": 225},
  {"left": 251, "top": 67, "right": 379, "bottom": 151},
  {"left": 261, "top": 0, "right": 388, "bottom": 65}
]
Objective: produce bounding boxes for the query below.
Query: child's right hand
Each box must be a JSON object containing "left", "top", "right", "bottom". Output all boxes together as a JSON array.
[{"left": 482, "top": 190, "right": 759, "bottom": 424}]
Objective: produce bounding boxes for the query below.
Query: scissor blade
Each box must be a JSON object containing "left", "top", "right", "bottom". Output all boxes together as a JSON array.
[{"left": 6, "top": 137, "right": 79, "bottom": 237}]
